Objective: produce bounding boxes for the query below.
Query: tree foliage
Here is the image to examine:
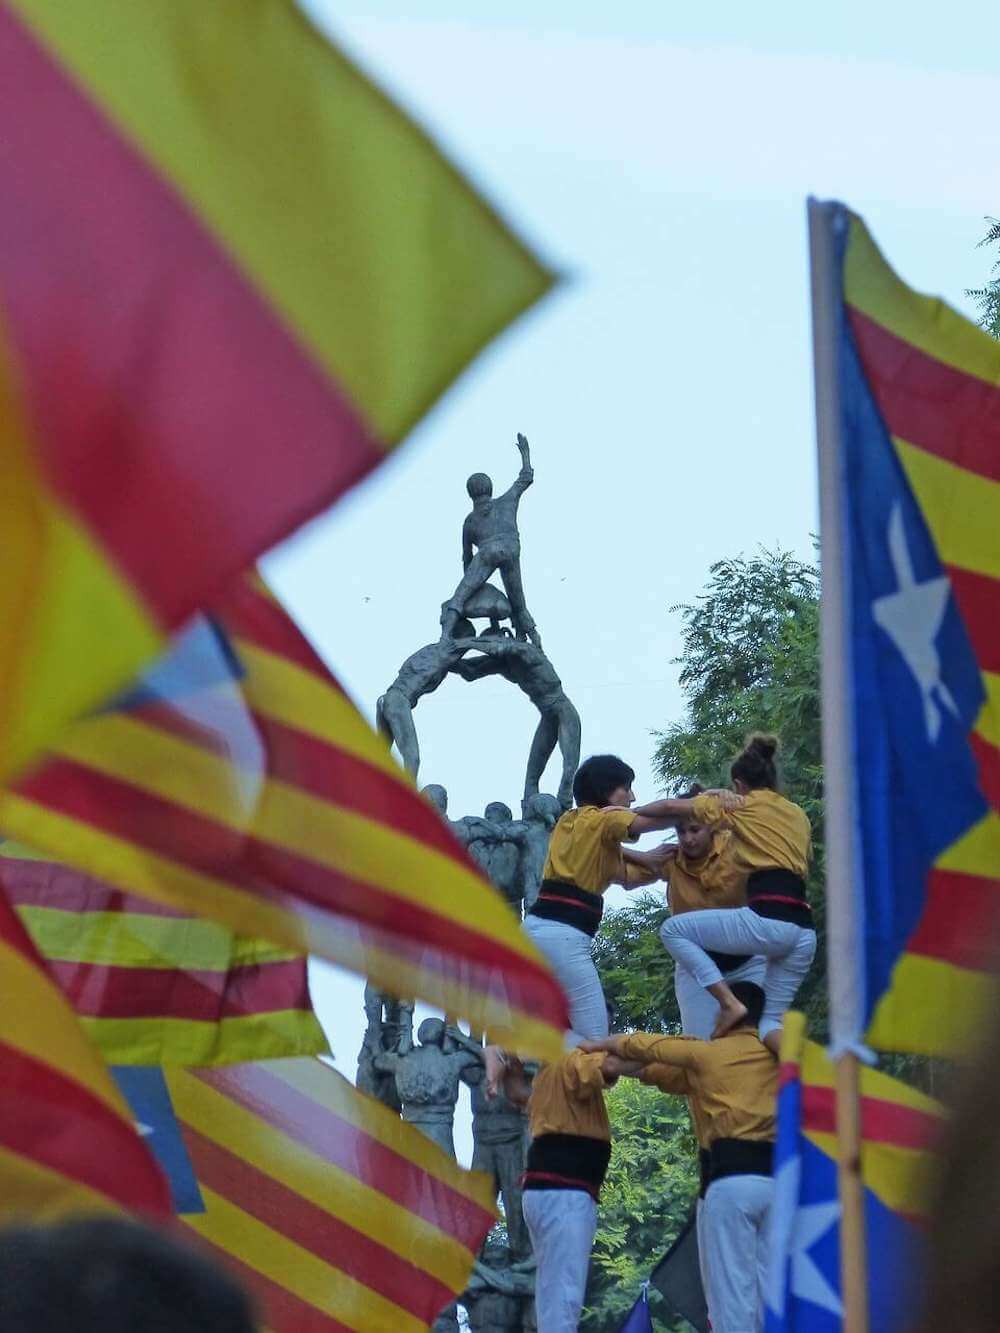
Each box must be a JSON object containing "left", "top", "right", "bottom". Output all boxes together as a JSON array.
[
  {"left": 966, "top": 217, "right": 1000, "bottom": 338},
  {"left": 592, "top": 891, "right": 676, "bottom": 1034}
]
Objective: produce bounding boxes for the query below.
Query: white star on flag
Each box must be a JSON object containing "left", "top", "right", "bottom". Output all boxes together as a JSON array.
[
  {"left": 872, "top": 502, "right": 959, "bottom": 742},
  {"left": 767, "top": 1156, "right": 844, "bottom": 1319}
]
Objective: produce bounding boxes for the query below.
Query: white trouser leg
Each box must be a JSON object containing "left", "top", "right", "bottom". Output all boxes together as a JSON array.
[
  {"left": 523, "top": 916, "right": 609, "bottom": 1039},
  {"left": 702, "top": 1174, "right": 773, "bottom": 1333},
  {"left": 661, "top": 909, "right": 815, "bottom": 1036},
  {"left": 696, "top": 1196, "right": 716, "bottom": 1329},
  {"left": 675, "top": 954, "right": 767, "bottom": 1038},
  {"left": 523, "top": 1189, "right": 597, "bottom": 1332}
]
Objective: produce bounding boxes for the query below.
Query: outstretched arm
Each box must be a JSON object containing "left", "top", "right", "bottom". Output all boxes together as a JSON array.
[
  {"left": 623, "top": 789, "right": 743, "bottom": 836},
  {"left": 451, "top": 651, "right": 504, "bottom": 683},
  {"left": 462, "top": 516, "right": 475, "bottom": 572},
  {"left": 504, "top": 432, "right": 534, "bottom": 501}
]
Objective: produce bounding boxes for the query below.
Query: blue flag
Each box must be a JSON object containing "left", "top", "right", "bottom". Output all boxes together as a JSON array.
[
  {"left": 618, "top": 1283, "right": 654, "bottom": 1333},
  {"left": 113, "top": 1066, "right": 204, "bottom": 1215}
]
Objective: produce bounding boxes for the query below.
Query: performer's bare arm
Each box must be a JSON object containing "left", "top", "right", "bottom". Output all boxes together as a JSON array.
[{"left": 622, "top": 789, "right": 743, "bottom": 836}]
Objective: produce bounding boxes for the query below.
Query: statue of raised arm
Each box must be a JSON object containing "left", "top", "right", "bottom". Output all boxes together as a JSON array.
[{"left": 440, "top": 433, "right": 541, "bottom": 648}]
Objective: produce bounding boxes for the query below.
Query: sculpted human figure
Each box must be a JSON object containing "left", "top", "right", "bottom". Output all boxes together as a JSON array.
[
  {"left": 464, "top": 1235, "right": 536, "bottom": 1333},
  {"left": 440, "top": 434, "right": 541, "bottom": 647},
  {"left": 468, "top": 1071, "right": 531, "bottom": 1261},
  {"left": 468, "top": 802, "right": 521, "bottom": 910},
  {"left": 421, "top": 784, "right": 504, "bottom": 853},
  {"left": 376, "top": 620, "right": 476, "bottom": 779},
  {"left": 373, "top": 1017, "right": 482, "bottom": 1158},
  {"left": 356, "top": 984, "right": 413, "bottom": 1112},
  {"left": 454, "top": 638, "right": 580, "bottom": 810}
]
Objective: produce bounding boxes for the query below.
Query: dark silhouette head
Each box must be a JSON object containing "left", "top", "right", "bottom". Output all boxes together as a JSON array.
[
  {"left": 0, "top": 1218, "right": 257, "bottom": 1333},
  {"left": 573, "top": 755, "right": 635, "bottom": 807},
  {"left": 729, "top": 981, "right": 766, "bottom": 1029},
  {"left": 484, "top": 802, "right": 513, "bottom": 822},
  {"left": 466, "top": 472, "right": 493, "bottom": 500},
  {"left": 730, "top": 734, "right": 780, "bottom": 791}
]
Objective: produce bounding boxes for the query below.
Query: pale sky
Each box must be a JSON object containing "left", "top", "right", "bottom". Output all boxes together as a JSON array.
[{"left": 266, "top": 1, "right": 1000, "bottom": 1161}]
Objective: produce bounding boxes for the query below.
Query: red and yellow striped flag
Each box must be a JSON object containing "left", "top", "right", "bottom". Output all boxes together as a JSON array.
[
  {"left": 0, "top": 841, "right": 327, "bottom": 1067},
  {"left": 0, "top": 890, "right": 170, "bottom": 1219},
  {"left": 840, "top": 218, "right": 1000, "bottom": 1055},
  {"left": 2, "top": 578, "right": 568, "bottom": 1059},
  {"left": 122, "top": 1059, "right": 497, "bottom": 1331},
  {"left": 0, "top": 0, "right": 552, "bottom": 780}
]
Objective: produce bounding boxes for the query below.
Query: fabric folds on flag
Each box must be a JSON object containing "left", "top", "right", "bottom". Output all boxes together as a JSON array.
[
  {"left": 765, "top": 1012, "right": 943, "bottom": 1333},
  {"left": 0, "top": 0, "right": 552, "bottom": 780},
  {"left": 115, "top": 1058, "right": 497, "bottom": 1332},
  {"left": 1, "top": 841, "right": 327, "bottom": 1066},
  {"left": 0, "top": 890, "right": 169, "bottom": 1219},
  {"left": 2, "top": 577, "right": 569, "bottom": 1059},
  {"left": 820, "top": 202, "right": 1000, "bottom": 1054}
]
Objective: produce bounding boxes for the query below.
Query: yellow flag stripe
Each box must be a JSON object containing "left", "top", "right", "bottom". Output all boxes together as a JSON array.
[
  {"left": 935, "top": 812, "right": 1000, "bottom": 878},
  {"left": 867, "top": 952, "right": 997, "bottom": 1055},
  {"left": 166, "top": 1067, "right": 481, "bottom": 1289},
  {"left": 14, "top": 0, "right": 552, "bottom": 444},
  {"left": 15, "top": 904, "right": 298, "bottom": 970},
  {"left": 805, "top": 1129, "right": 937, "bottom": 1218},
  {"left": 0, "top": 1143, "right": 120, "bottom": 1220},
  {"left": 845, "top": 214, "right": 1000, "bottom": 391},
  {"left": 894, "top": 437, "right": 1000, "bottom": 581},
  {"left": 80, "top": 1011, "right": 326, "bottom": 1068},
  {"left": 183, "top": 1185, "right": 424, "bottom": 1333}
]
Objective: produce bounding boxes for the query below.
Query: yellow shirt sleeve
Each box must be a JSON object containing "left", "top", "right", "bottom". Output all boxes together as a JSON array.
[
  {"left": 563, "top": 1048, "right": 608, "bottom": 1097},
  {"left": 619, "top": 1033, "right": 702, "bottom": 1069},
  {"left": 639, "top": 1063, "right": 689, "bottom": 1094},
  {"left": 691, "top": 794, "right": 727, "bottom": 826},
  {"left": 601, "top": 808, "right": 638, "bottom": 845}
]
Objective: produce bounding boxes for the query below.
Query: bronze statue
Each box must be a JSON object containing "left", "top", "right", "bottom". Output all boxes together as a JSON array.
[
  {"left": 373, "top": 1017, "right": 482, "bottom": 1158},
  {"left": 467, "top": 803, "right": 521, "bottom": 911},
  {"left": 376, "top": 621, "right": 476, "bottom": 779},
  {"left": 440, "top": 434, "right": 540, "bottom": 647},
  {"left": 356, "top": 984, "right": 413, "bottom": 1112},
  {"left": 453, "top": 636, "right": 580, "bottom": 809},
  {"left": 469, "top": 1074, "right": 530, "bottom": 1261}
]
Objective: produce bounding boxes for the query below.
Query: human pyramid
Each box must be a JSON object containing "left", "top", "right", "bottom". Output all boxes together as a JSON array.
[
  {"left": 488, "top": 736, "right": 816, "bottom": 1333},
  {"left": 378, "top": 435, "right": 817, "bottom": 1333}
]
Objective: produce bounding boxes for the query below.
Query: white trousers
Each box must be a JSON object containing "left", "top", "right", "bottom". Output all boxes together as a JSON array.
[
  {"left": 660, "top": 908, "right": 816, "bottom": 1039},
  {"left": 522, "top": 1188, "right": 597, "bottom": 1332},
  {"left": 702, "top": 1174, "right": 772, "bottom": 1333},
  {"left": 523, "top": 916, "right": 609, "bottom": 1040},
  {"left": 675, "top": 954, "right": 767, "bottom": 1039}
]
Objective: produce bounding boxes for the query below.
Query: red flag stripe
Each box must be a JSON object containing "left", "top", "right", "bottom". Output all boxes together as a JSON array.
[
  {"left": 183, "top": 1126, "right": 456, "bottom": 1322},
  {"left": 46, "top": 957, "right": 311, "bottom": 1021},
  {"left": 0, "top": 1038, "right": 169, "bottom": 1213},
  {"left": 848, "top": 305, "right": 1000, "bottom": 483},
  {"left": 801, "top": 1085, "right": 942, "bottom": 1150},
  {"left": 19, "top": 760, "right": 557, "bottom": 1010},
  {"left": 179, "top": 1231, "right": 352, "bottom": 1333},
  {"left": 194, "top": 1063, "right": 495, "bottom": 1240},
  {"left": 904, "top": 865, "right": 1000, "bottom": 971},
  {"left": 946, "top": 565, "right": 1000, "bottom": 676},
  {"left": 0, "top": 5, "right": 382, "bottom": 627},
  {"left": 0, "top": 862, "right": 190, "bottom": 917},
  {"left": 221, "top": 583, "right": 346, "bottom": 687}
]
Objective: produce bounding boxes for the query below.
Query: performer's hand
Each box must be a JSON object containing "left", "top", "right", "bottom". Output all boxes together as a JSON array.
[
  {"left": 703, "top": 787, "right": 744, "bottom": 812},
  {"left": 578, "top": 1038, "right": 612, "bottom": 1053}
]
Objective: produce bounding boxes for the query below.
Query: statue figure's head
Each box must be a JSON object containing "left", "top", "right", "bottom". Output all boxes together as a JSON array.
[
  {"left": 421, "top": 784, "right": 448, "bottom": 816},
  {"left": 466, "top": 472, "right": 493, "bottom": 501},
  {"left": 417, "top": 1016, "right": 447, "bottom": 1047},
  {"left": 524, "top": 793, "right": 561, "bottom": 828},
  {"left": 480, "top": 1233, "right": 511, "bottom": 1271},
  {"left": 484, "top": 801, "right": 512, "bottom": 823}
]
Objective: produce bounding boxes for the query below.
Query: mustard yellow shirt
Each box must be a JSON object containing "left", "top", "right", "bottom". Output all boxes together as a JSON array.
[
  {"left": 543, "top": 805, "right": 638, "bottom": 895},
  {"left": 664, "top": 829, "right": 747, "bottom": 915},
  {"left": 692, "top": 788, "right": 812, "bottom": 878},
  {"left": 639, "top": 1053, "right": 711, "bottom": 1146},
  {"left": 619, "top": 1029, "right": 777, "bottom": 1145},
  {"left": 528, "top": 1049, "right": 612, "bottom": 1143}
]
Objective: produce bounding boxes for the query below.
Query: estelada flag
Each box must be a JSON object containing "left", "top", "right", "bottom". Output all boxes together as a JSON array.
[
  {"left": 0, "top": 890, "right": 170, "bottom": 1219},
  {"left": 0, "top": 0, "right": 552, "bottom": 780},
  {"left": 115, "top": 1058, "right": 497, "bottom": 1332},
  {"left": 2, "top": 577, "right": 568, "bottom": 1060},
  {"left": 812, "top": 201, "right": 1000, "bottom": 1056},
  {"left": 765, "top": 1012, "right": 943, "bottom": 1333},
  {"left": 1, "top": 839, "right": 327, "bottom": 1067}
]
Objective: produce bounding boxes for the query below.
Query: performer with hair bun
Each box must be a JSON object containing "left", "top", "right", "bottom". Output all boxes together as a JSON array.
[{"left": 629, "top": 734, "right": 816, "bottom": 1052}]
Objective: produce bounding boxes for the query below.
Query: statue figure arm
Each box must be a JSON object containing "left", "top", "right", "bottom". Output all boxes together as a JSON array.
[
  {"left": 451, "top": 652, "right": 503, "bottom": 683},
  {"left": 462, "top": 516, "right": 475, "bottom": 571},
  {"left": 502, "top": 432, "right": 534, "bottom": 501},
  {"left": 372, "top": 1051, "right": 398, "bottom": 1073}
]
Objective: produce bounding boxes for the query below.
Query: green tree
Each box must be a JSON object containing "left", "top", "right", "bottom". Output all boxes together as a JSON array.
[
  {"left": 583, "top": 1078, "right": 699, "bottom": 1332},
  {"left": 966, "top": 217, "right": 1000, "bottom": 338},
  {"left": 593, "top": 891, "right": 676, "bottom": 1033}
]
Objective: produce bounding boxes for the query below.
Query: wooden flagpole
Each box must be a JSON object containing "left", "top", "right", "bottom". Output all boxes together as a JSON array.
[{"left": 807, "top": 196, "right": 869, "bottom": 1333}]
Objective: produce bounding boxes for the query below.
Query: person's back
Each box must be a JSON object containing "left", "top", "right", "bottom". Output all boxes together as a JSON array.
[{"left": 0, "top": 1218, "right": 257, "bottom": 1333}]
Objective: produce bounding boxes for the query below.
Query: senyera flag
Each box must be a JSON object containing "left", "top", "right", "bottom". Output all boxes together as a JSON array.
[
  {"left": 0, "top": 889, "right": 170, "bottom": 1220},
  {"left": 114, "top": 1058, "right": 497, "bottom": 1332},
  {"left": 0, "top": 0, "right": 553, "bottom": 781},
  {"left": 1, "top": 576, "right": 569, "bottom": 1060},
  {"left": 1, "top": 839, "right": 327, "bottom": 1067},
  {"left": 765, "top": 1012, "right": 943, "bottom": 1333},
  {"left": 809, "top": 200, "right": 1000, "bottom": 1057}
]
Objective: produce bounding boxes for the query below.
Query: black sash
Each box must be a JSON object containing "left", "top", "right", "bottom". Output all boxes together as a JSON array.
[
  {"left": 746, "top": 868, "right": 813, "bottom": 928},
  {"left": 523, "top": 1133, "right": 612, "bottom": 1200},
  {"left": 527, "top": 879, "right": 605, "bottom": 938},
  {"left": 708, "top": 1138, "right": 774, "bottom": 1182}
]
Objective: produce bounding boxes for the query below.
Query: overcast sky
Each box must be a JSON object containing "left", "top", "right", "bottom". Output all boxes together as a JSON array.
[{"left": 267, "top": 1, "right": 999, "bottom": 1160}]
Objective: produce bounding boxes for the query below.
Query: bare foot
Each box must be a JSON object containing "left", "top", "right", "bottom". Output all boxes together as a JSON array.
[
  {"left": 762, "top": 1030, "right": 781, "bottom": 1058},
  {"left": 712, "top": 999, "right": 748, "bottom": 1039}
]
